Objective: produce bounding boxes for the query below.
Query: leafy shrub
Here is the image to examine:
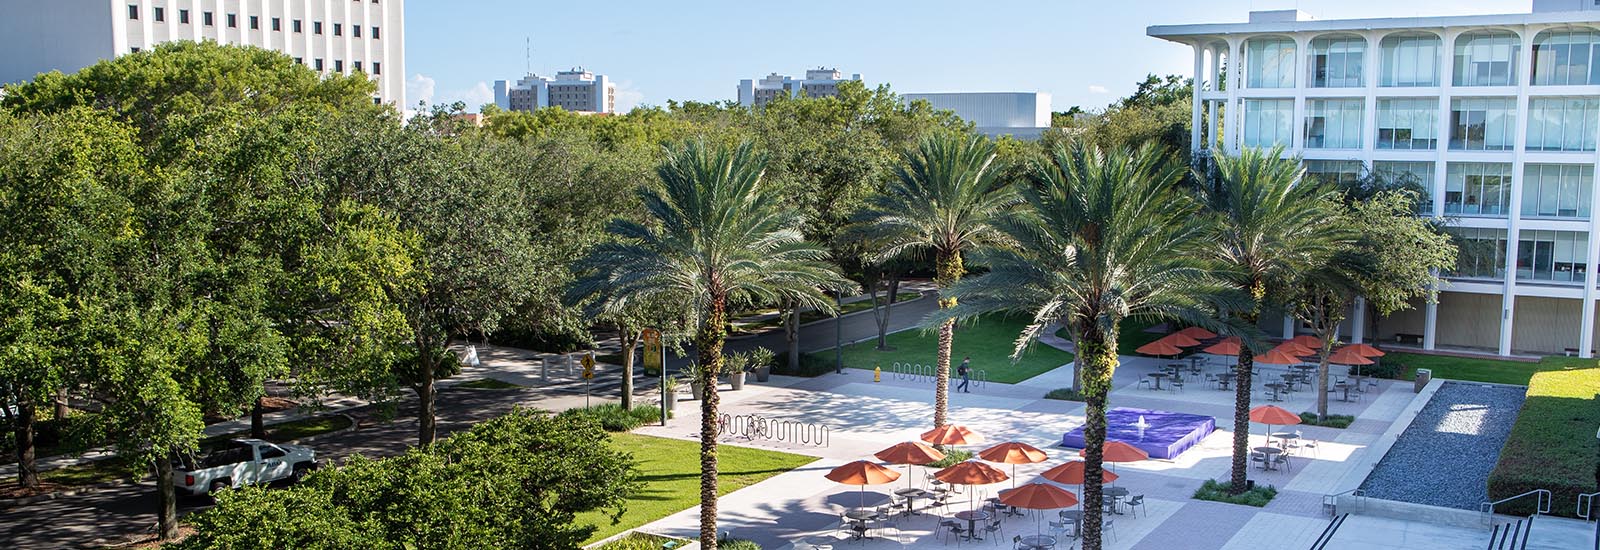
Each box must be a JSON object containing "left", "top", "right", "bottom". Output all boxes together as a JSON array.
[
  {"left": 1298, "top": 412, "right": 1354, "bottom": 429},
  {"left": 598, "top": 532, "right": 687, "bottom": 550},
  {"left": 772, "top": 353, "right": 837, "bottom": 377},
  {"left": 1044, "top": 388, "right": 1086, "bottom": 402},
  {"left": 928, "top": 449, "right": 974, "bottom": 468},
  {"left": 1487, "top": 368, "right": 1600, "bottom": 517},
  {"left": 1362, "top": 360, "right": 1403, "bottom": 380},
  {"left": 559, "top": 404, "right": 667, "bottom": 432},
  {"left": 719, "top": 538, "right": 762, "bottom": 550},
  {"left": 1191, "top": 478, "right": 1277, "bottom": 507}
]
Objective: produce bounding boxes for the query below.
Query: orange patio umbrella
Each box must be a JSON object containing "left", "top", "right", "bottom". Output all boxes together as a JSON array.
[
  {"left": 1078, "top": 440, "right": 1149, "bottom": 474},
  {"left": 1273, "top": 341, "right": 1315, "bottom": 357},
  {"left": 999, "top": 482, "right": 1080, "bottom": 537},
  {"left": 1041, "top": 460, "right": 1119, "bottom": 485},
  {"left": 1289, "top": 335, "right": 1324, "bottom": 350},
  {"left": 922, "top": 425, "right": 984, "bottom": 446},
  {"left": 1176, "top": 326, "right": 1218, "bottom": 340},
  {"left": 1203, "top": 336, "right": 1242, "bottom": 356},
  {"left": 1255, "top": 347, "right": 1304, "bottom": 365},
  {"left": 1328, "top": 347, "right": 1374, "bottom": 366},
  {"left": 979, "top": 441, "right": 1049, "bottom": 488},
  {"left": 1157, "top": 332, "right": 1202, "bottom": 347},
  {"left": 1343, "top": 343, "right": 1386, "bottom": 357},
  {"left": 825, "top": 460, "right": 902, "bottom": 508},
  {"left": 1135, "top": 339, "right": 1183, "bottom": 357},
  {"left": 1249, "top": 405, "right": 1303, "bottom": 443},
  {"left": 934, "top": 460, "right": 1010, "bottom": 511},
  {"left": 876, "top": 441, "right": 945, "bottom": 490}
]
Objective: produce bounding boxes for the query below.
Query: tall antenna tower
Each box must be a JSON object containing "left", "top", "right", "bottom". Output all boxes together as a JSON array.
[{"left": 524, "top": 37, "right": 531, "bottom": 76}]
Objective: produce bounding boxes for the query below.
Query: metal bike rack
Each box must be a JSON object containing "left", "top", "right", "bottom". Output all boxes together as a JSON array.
[{"left": 716, "top": 413, "right": 829, "bottom": 447}]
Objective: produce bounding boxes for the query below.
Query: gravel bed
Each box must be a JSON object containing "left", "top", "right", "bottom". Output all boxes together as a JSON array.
[{"left": 1360, "top": 382, "right": 1526, "bottom": 510}]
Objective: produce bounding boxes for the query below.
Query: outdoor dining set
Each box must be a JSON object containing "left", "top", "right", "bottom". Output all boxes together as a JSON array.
[
  {"left": 814, "top": 425, "right": 1153, "bottom": 549},
  {"left": 1134, "top": 328, "right": 1387, "bottom": 403}
]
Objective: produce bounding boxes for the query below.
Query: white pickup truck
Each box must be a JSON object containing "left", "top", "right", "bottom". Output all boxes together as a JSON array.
[{"left": 174, "top": 438, "right": 318, "bottom": 496}]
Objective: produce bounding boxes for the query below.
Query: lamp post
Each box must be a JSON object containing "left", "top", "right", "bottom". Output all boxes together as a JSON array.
[{"left": 835, "top": 293, "right": 843, "bottom": 374}]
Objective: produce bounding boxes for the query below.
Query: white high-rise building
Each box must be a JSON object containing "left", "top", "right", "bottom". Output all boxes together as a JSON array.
[
  {"left": 0, "top": 0, "right": 406, "bottom": 107},
  {"left": 1150, "top": 0, "right": 1600, "bottom": 357},
  {"left": 493, "top": 68, "right": 614, "bottom": 114},
  {"left": 738, "top": 67, "right": 862, "bottom": 107},
  {"left": 901, "top": 92, "right": 1053, "bottom": 140}
]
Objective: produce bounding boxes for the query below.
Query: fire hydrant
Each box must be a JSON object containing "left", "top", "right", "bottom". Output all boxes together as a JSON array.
[{"left": 874, "top": 364, "right": 882, "bottom": 382}]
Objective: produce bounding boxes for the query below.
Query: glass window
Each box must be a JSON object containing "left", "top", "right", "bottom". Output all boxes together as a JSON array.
[
  {"left": 1447, "top": 227, "right": 1508, "bottom": 280},
  {"left": 1381, "top": 33, "right": 1442, "bottom": 87},
  {"left": 1445, "top": 162, "right": 1514, "bottom": 216},
  {"left": 1309, "top": 36, "right": 1366, "bottom": 88},
  {"left": 334, "top": 60, "right": 344, "bottom": 73},
  {"left": 153, "top": 7, "right": 163, "bottom": 21},
  {"left": 250, "top": 15, "right": 259, "bottom": 30},
  {"left": 334, "top": 23, "right": 342, "bottom": 36},
  {"left": 1304, "top": 160, "right": 1364, "bottom": 186},
  {"left": 127, "top": 5, "right": 138, "bottom": 19},
  {"left": 1246, "top": 37, "right": 1297, "bottom": 88},
  {"left": 1454, "top": 32, "right": 1521, "bottom": 86},
  {"left": 373, "top": 62, "right": 381, "bottom": 75},
  {"left": 1304, "top": 99, "right": 1364, "bottom": 149},
  {"left": 314, "top": 21, "right": 323, "bottom": 34},
  {"left": 1533, "top": 30, "right": 1600, "bottom": 85},
  {"left": 203, "top": 11, "right": 213, "bottom": 26},
  {"left": 314, "top": 58, "right": 323, "bottom": 71},
  {"left": 180, "top": 9, "right": 189, "bottom": 24},
  {"left": 1374, "top": 160, "right": 1436, "bottom": 209},
  {"left": 227, "top": 13, "right": 236, "bottom": 28},
  {"left": 1450, "top": 97, "right": 1517, "bottom": 151},
  {"left": 1376, "top": 98, "right": 1439, "bottom": 150},
  {"left": 272, "top": 17, "right": 281, "bottom": 31},
  {"left": 1243, "top": 99, "right": 1294, "bottom": 148},
  {"left": 1522, "top": 164, "right": 1593, "bottom": 219},
  {"left": 354, "top": 25, "right": 362, "bottom": 38},
  {"left": 293, "top": 19, "right": 302, "bottom": 33},
  {"left": 1517, "top": 230, "right": 1589, "bottom": 283},
  {"left": 1527, "top": 97, "right": 1600, "bottom": 152},
  {"left": 373, "top": 26, "right": 381, "bottom": 39}
]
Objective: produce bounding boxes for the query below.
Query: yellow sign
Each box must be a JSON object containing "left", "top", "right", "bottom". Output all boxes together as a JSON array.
[
  {"left": 581, "top": 353, "right": 596, "bottom": 379},
  {"left": 641, "top": 328, "right": 663, "bottom": 371}
]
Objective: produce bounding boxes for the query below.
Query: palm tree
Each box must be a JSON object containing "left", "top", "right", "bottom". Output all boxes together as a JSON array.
[
  {"left": 569, "top": 139, "right": 850, "bottom": 550},
  {"left": 1200, "top": 146, "right": 1343, "bottom": 494},
  {"left": 942, "top": 141, "right": 1225, "bottom": 550},
  {"left": 852, "top": 134, "right": 1017, "bottom": 427}
]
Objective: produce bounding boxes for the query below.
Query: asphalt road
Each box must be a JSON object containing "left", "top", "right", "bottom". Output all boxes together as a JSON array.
[{"left": 0, "top": 293, "right": 941, "bottom": 549}]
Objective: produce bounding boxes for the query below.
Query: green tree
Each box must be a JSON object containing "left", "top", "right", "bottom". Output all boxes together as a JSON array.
[
  {"left": 851, "top": 134, "right": 1017, "bottom": 428},
  {"left": 940, "top": 141, "right": 1225, "bottom": 550},
  {"left": 174, "top": 408, "right": 639, "bottom": 549},
  {"left": 1201, "top": 147, "right": 1345, "bottom": 494},
  {"left": 569, "top": 139, "right": 850, "bottom": 549}
]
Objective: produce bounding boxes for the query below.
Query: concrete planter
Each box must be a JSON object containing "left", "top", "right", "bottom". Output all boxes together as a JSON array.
[
  {"left": 729, "top": 372, "right": 746, "bottom": 390},
  {"left": 753, "top": 365, "right": 771, "bottom": 382}
]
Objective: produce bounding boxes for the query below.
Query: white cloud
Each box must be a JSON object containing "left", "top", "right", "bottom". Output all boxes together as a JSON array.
[
  {"left": 612, "top": 80, "right": 645, "bottom": 113},
  {"left": 437, "top": 81, "right": 495, "bottom": 111},
  {"left": 1087, "top": 84, "right": 1110, "bottom": 94},
  {"left": 406, "top": 73, "right": 437, "bottom": 108}
]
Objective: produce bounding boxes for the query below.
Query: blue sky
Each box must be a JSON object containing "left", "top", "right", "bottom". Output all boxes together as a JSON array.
[{"left": 405, "top": 0, "right": 1531, "bottom": 113}]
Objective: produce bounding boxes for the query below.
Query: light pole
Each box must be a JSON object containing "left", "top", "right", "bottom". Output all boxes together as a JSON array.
[{"left": 835, "top": 293, "right": 843, "bottom": 374}]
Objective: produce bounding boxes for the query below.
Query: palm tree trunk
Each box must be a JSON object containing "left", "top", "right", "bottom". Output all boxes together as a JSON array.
[
  {"left": 933, "top": 250, "right": 964, "bottom": 428},
  {"left": 1230, "top": 280, "right": 1264, "bottom": 494},
  {"left": 696, "top": 291, "right": 728, "bottom": 550},
  {"left": 1076, "top": 329, "right": 1117, "bottom": 550},
  {"left": 620, "top": 326, "right": 637, "bottom": 411}
]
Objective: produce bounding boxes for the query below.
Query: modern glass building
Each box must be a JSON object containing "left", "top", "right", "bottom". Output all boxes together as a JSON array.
[{"left": 1149, "top": 0, "right": 1600, "bottom": 357}]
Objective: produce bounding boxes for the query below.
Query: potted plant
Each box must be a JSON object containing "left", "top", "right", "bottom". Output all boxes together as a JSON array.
[
  {"left": 662, "top": 376, "right": 679, "bottom": 413},
  {"left": 681, "top": 362, "right": 705, "bottom": 401},
  {"left": 750, "top": 347, "right": 775, "bottom": 383}
]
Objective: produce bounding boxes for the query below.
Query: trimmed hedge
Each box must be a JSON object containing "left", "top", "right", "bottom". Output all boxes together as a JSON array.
[
  {"left": 558, "top": 404, "right": 667, "bottom": 432},
  {"left": 1487, "top": 368, "right": 1600, "bottom": 517}
]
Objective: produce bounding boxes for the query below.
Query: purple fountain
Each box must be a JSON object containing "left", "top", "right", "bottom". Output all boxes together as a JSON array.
[{"left": 1061, "top": 407, "right": 1216, "bottom": 460}]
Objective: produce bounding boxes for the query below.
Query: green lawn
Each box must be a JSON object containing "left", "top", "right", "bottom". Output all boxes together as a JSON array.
[
  {"left": 1384, "top": 352, "right": 1597, "bottom": 386},
  {"left": 577, "top": 433, "right": 816, "bottom": 544},
  {"left": 1053, "top": 317, "right": 1162, "bottom": 357},
  {"left": 814, "top": 314, "right": 1076, "bottom": 384},
  {"left": 729, "top": 292, "right": 923, "bottom": 335}
]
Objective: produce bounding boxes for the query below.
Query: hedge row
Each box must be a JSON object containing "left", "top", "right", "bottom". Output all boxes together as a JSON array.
[{"left": 1486, "top": 368, "right": 1600, "bottom": 517}]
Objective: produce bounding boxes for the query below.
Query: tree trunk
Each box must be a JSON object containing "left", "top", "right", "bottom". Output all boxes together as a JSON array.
[
  {"left": 785, "top": 305, "right": 799, "bottom": 372},
  {"left": 696, "top": 291, "right": 729, "bottom": 550},
  {"left": 250, "top": 395, "right": 266, "bottom": 439},
  {"left": 416, "top": 344, "right": 438, "bottom": 446},
  {"left": 1230, "top": 280, "right": 1264, "bottom": 494},
  {"left": 933, "top": 251, "right": 964, "bottom": 428},
  {"left": 621, "top": 327, "right": 637, "bottom": 411},
  {"left": 1076, "top": 329, "right": 1118, "bottom": 550},
  {"left": 154, "top": 452, "right": 178, "bottom": 540},
  {"left": 887, "top": 276, "right": 901, "bottom": 304},
  {"left": 53, "top": 389, "right": 68, "bottom": 421},
  {"left": 15, "top": 402, "right": 38, "bottom": 489}
]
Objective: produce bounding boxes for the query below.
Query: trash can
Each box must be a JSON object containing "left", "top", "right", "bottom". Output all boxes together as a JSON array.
[{"left": 1414, "top": 368, "right": 1431, "bottom": 393}]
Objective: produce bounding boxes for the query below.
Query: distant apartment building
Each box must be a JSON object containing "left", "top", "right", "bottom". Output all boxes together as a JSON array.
[
  {"left": 901, "top": 92, "right": 1053, "bottom": 140},
  {"left": 1149, "top": 0, "right": 1600, "bottom": 357},
  {"left": 737, "top": 67, "right": 862, "bottom": 107},
  {"left": 0, "top": 0, "right": 406, "bottom": 107},
  {"left": 493, "top": 68, "right": 615, "bottom": 114}
]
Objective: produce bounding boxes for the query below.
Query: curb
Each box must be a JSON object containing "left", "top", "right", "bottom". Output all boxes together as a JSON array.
[{"left": 285, "top": 413, "right": 361, "bottom": 446}]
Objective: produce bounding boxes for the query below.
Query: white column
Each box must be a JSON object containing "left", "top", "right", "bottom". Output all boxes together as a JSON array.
[
  {"left": 1498, "top": 26, "right": 1538, "bottom": 357},
  {"left": 1361, "top": 32, "right": 1380, "bottom": 171},
  {"left": 1282, "top": 314, "right": 1296, "bottom": 339},
  {"left": 1583, "top": 29, "right": 1600, "bottom": 358},
  {"left": 1424, "top": 293, "right": 1439, "bottom": 350},
  {"left": 1352, "top": 297, "right": 1367, "bottom": 344},
  {"left": 1227, "top": 38, "right": 1243, "bottom": 152},
  {"left": 1291, "top": 35, "right": 1309, "bottom": 153},
  {"left": 1192, "top": 43, "right": 1205, "bottom": 156}
]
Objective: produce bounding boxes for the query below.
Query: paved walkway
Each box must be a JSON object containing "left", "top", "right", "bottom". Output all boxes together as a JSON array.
[{"left": 617, "top": 351, "right": 1559, "bottom": 550}]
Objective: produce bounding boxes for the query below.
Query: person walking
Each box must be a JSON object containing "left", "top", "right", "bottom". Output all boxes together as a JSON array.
[{"left": 957, "top": 357, "right": 971, "bottom": 393}]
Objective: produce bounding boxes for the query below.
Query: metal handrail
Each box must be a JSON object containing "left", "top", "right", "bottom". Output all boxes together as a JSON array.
[
  {"left": 1309, "top": 513, "right": 1347, "bottom": 549},
  {"left": 1481, "top": 489, "right": 1551, "bottom": 525},
  {"left": 1579, "top": 492, "right": 1600, "bottom": 520},
  {"left": 1322, "top": 488, "right": 1366, "bottom": 517}
]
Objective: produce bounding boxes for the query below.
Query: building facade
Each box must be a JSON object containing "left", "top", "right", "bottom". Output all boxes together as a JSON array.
[
  {"left": 493, "top": 69, "right": 614, "bottom": 114},
  {"left": 0, "top": 0, "right": 405, "bottom": 107},
  {"left": 737, "top": 67, "right": 861, "bottom": 107},
  {"left": 1149, "top": 0, "right": 1600, "bottom": 357},
  {"left": 901, "top": 92, "right": 1053, "bottom": 140}
]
